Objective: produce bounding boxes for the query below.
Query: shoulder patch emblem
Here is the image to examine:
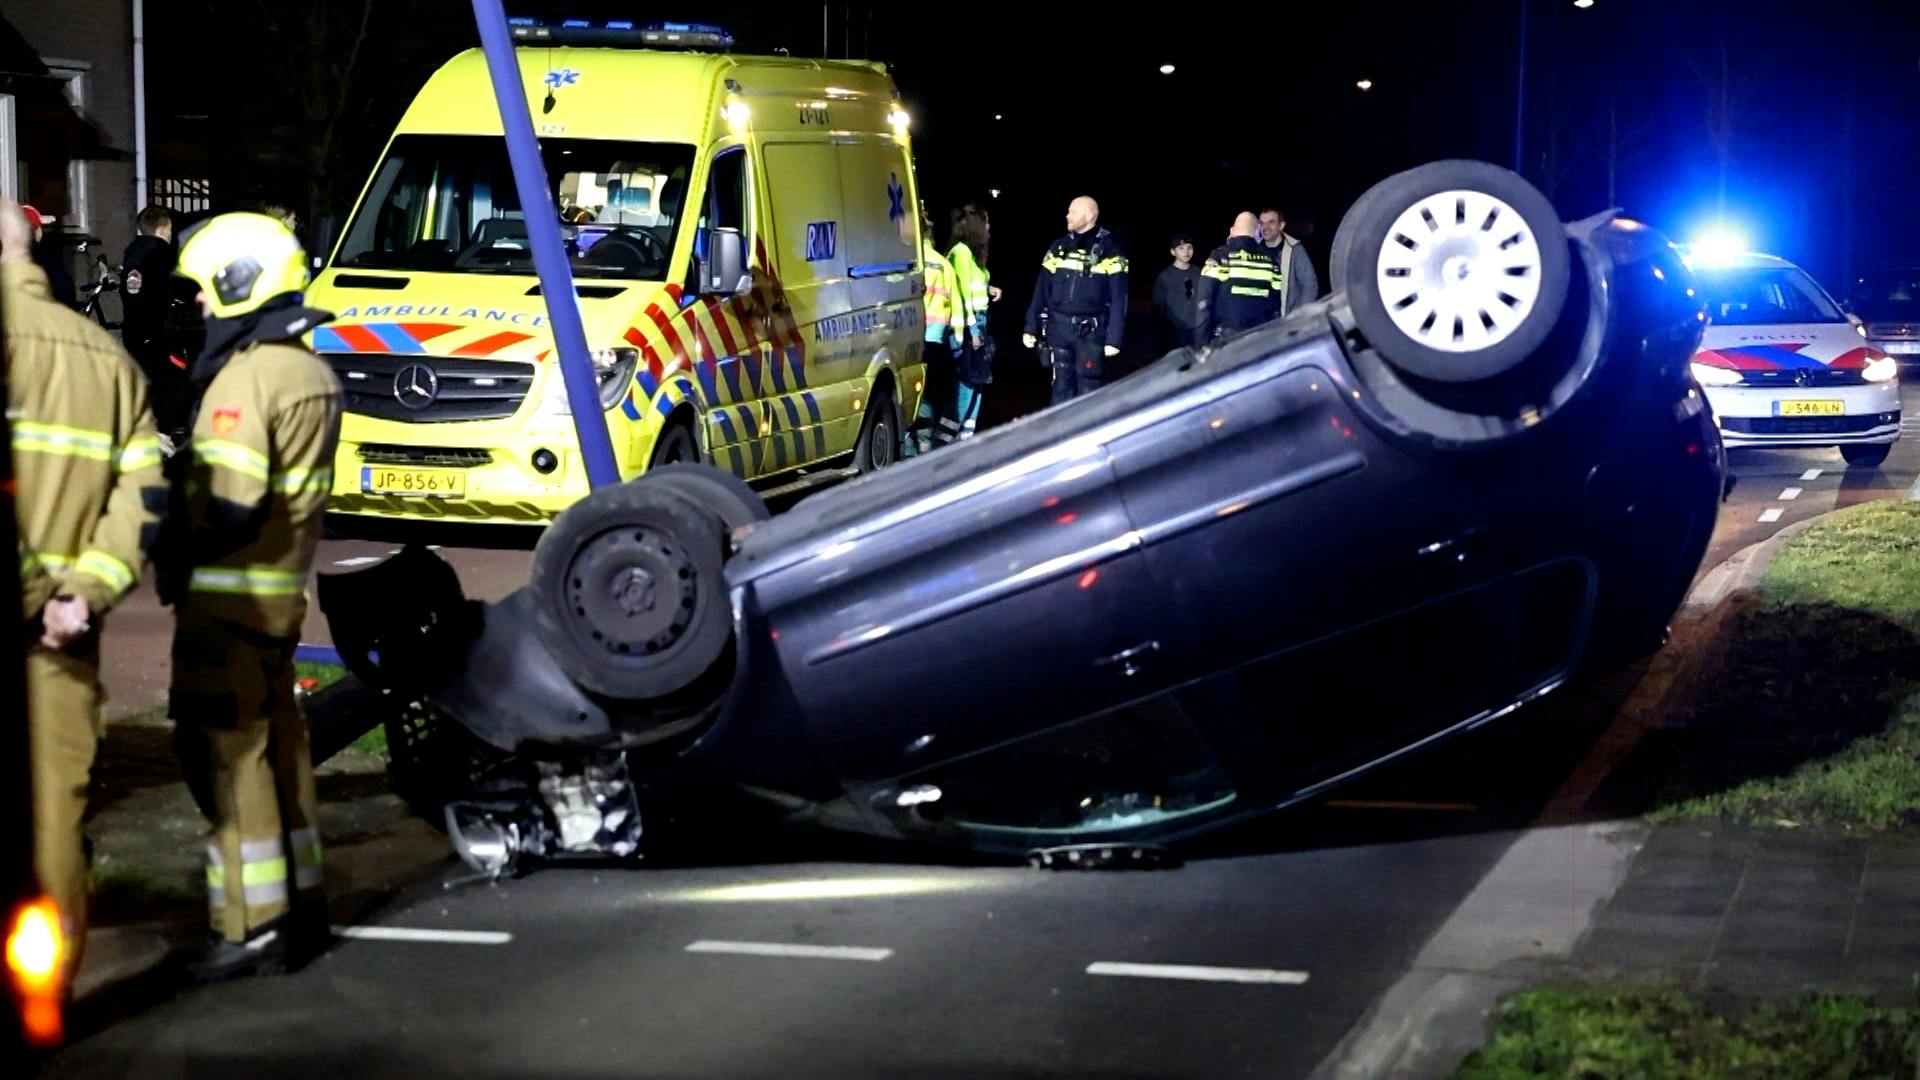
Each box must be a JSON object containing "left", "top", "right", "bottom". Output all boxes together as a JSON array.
[
  {"left": 211, "top": 407, "right": 241, "bottom": 436},
  {"left": 124, "top": 269, "right": 143, "bottom": 295}
]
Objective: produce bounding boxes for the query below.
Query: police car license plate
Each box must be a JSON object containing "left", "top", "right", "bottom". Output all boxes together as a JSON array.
[
  {"left": 1774, "top": 400, "right": 1844, "bottom": 417},
  {"left": 1886, "top": 341, "right": 1920, "bottom": 354},
  {"left": 361, "top": 466, "right": 465, "bottom": 498}
]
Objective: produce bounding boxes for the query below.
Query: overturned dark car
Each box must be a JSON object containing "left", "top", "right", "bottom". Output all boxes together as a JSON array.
[{"left": 322, "top": 162, "right": 1723, "bottom": 874}]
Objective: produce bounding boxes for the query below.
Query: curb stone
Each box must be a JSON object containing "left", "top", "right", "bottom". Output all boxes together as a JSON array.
[{"left": 1308, "top": 513, "right": 1829, "bottom": 1079}]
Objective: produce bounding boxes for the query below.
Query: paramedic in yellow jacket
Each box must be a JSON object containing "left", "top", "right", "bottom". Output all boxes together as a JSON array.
[
  {"left": 1, "top": 201, "right": 165, "bottom": 984},
  {"left": 907, "top": 203, "right": 966, "bottom": 456},
  {"left": 159, "top": 212, "right": 343, "bottom": 980}
]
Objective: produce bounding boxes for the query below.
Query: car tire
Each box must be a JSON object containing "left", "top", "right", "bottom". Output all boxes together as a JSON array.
[
  {"left": 649, "top": 417, "right": 701, "bottom": 468},
  {"left": 855, "top": 382, "right": 899, "bottom": 474},
  {"left": 638, "top": 462, "right": 771, "bottom": 533},
  {"left": 1332, "top": 160, "right": 1571, "bottom": 385},
  {"left": 531, "top": 484, "right": 733, "bottom": 702},
  {"left": 1841, "top": 443, "right": 1892, "bottom": 469}
]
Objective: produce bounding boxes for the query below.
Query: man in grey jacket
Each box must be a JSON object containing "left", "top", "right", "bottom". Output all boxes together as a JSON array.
[{"left": 1258, "top": 208, "right": 1320, "bottom": 315}]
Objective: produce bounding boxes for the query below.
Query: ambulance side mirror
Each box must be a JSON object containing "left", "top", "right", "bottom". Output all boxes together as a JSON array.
[{"left": 701, "top": 228, "right": 750, "bottom": 296}]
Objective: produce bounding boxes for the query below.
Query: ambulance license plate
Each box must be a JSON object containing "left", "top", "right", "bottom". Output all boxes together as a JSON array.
[
  {"left": 1775, "top": 400, "right": 1844, "bottom": 417},
  {"left": 361, "top": 466, "right": 466, "bottom": 498}
]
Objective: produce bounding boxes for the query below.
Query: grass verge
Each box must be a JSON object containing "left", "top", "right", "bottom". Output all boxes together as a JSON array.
[
  {"left": 1638, "top": 501, "right": 1920, "bottom": 830},
  {"left": 1454, "top": 985, "right": 1920, "bottom": 1078}
]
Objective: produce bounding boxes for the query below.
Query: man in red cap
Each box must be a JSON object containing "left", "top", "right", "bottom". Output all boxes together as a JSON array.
[{"left": 22, "top": 205, "right": 76, "bottom": 307}]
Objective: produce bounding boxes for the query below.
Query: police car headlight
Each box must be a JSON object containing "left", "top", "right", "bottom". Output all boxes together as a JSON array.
[
  {"left": 1863, "top": 354, "right": 1899, "bottom": 383},
  {"left": 1689, "top": 362, "right": 1742, "bottom": 387}
]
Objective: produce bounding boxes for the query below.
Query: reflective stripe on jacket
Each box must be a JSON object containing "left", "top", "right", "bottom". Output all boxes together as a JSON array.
[
  {"left": 179, "top": 339, "right": 343, "bottom": 637},
  {"left": 3, "top": 261, "right": 165, "bottom": 616}
]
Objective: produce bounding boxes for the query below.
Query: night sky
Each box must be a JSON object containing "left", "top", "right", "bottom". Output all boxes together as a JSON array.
[{"left": 147, "top": 1, "right": 1920, "bottom": 319}]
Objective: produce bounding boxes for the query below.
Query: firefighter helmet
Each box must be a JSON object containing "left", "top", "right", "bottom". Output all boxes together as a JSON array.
[{"left": 175, "top": 212, "right": 310, "bottom": 319}]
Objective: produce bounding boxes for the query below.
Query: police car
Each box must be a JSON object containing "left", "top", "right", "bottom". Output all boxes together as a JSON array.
[{"left": 1685, "top": 248, "right": 1899, "bottom": 467}]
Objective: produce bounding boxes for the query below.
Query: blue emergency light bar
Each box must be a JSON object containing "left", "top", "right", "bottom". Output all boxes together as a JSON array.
[{"left": 508, "top": 17, "right": 733, "bottom": 49}]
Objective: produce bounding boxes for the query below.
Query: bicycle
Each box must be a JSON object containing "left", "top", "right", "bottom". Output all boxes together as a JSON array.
[{"left": 74, "top": 244, "right": 122, "bottom": 330}]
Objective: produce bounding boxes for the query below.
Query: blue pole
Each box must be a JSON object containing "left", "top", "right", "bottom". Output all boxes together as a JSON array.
[
  {"left": 1513, "top": 0, "right": 1529, "bottom": 175},
  {"left": 470, "top": 0, "right": 620, "bottom": 490}
]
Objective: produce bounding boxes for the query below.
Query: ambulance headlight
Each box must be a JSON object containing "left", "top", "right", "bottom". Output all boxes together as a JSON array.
[
  {"left": 593, "top": 347, "right": 641, "bottom": 408},
  {"left": 534, "top": 347, "right": 641, "bottom": 416},
  {"left": 1863, "top": 354, "right": 1899, "bottom": 383}
]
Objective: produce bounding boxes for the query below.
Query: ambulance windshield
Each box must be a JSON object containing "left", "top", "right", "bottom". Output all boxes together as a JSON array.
[{"left": 334, "top": 134, "right": 695, "bottom": 280}]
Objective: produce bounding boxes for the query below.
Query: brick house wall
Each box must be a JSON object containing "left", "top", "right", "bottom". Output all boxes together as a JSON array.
[{"left": 5, "top": 0, "right": 136, "bottom": 273}]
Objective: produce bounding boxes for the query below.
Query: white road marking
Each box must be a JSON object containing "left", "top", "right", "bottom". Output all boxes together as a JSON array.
[
  {"left": 1801, "top": 469, "right": 1823, "bottom": 481},
  {"left": 331, "top": 556, "right": 383, "bottom": 567},
  {"left": 332, "top": 926, "right": 512, "bottom": 945},
  {"left": 685, "top": 940, "right": 893, "bottom": 962},
  {"left": 1760, "top": 508, "right": 1784, "bottom": 523},
  {"left": 1780, "top": 487, "right": 1803, "bottom": 501},
  {"left": 1087, "top": 961, "right": 1309, "bottom": 985}
]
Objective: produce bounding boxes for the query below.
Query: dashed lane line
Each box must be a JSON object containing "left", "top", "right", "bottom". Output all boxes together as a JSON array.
[
  {"left": 333, "top": 926, "right": 513, "bottom": 945},
  {"left": 1086, "top": 961, "right": 1310, "bottom": 986},
  {"left": 1759, "top": 508, "right": 1784, "bottom": 523},
  {"left": 1780, "top": 487, "right": 1803, "bottom": 501},
  {"left": 685, "top": 940, "right": 894, "bottom": 962}
]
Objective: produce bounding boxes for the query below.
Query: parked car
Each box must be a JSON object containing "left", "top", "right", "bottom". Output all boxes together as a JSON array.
[
  {"left": 1686, "top": 250, "right": 1899, "bottom": 468},
  {"left": 321, "top": 161, "right": 1724, "bottom": 874},
  {"left": 1850, "top": 266, "right": 1920, "bottom": 362}
]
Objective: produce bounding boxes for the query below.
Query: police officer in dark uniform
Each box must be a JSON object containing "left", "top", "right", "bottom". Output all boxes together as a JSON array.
[
  {"left": 1196, "top": 212, "right": 1285, "bottom": 343},
  {"left": 1022, "top": 196, "right": 1128, "bottom": 404},
  {"left": 121, "top": 206, "right": 189, "bottom": 441}
]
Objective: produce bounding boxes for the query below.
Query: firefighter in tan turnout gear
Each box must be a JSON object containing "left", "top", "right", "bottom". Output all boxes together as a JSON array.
[
  {"left": 158, "top": 212, "right": 342, "bottom": 980},
  {"left": 1, "top": 201, "right": 165, "bottom": 984}
]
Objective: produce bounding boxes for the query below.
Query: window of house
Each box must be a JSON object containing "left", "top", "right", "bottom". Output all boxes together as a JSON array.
[{"left": 44, "top": 60, "right": 91, "bottom": 231}]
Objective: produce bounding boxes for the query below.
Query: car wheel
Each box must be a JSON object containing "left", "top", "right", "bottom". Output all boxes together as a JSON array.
[
  {"left": 1841, "top": 443, "right": 1892, "bottom": 469},
  {"left": 855, "top": 382, "right": 899, "bottom": 474},
  {"left": 638, "top": 462, "right": 770, "bottom": 533},
  {"left": 1333, "top": 160, "right": 1571, "bottom": 385},
  {"left": 649, "top": 417, "right": 700, "bottom": 468},
  {"left": 531, "top": 484, "right": 733, "bottom": 701}
]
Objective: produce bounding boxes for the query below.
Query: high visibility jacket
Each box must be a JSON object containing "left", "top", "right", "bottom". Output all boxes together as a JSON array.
[
  {"left": 3, "top": 261, "right": 165, "bottom": 618},
  {"left": 921, "top": 240, "right": 964, "bottom": 348},
  {"left": 177, "top": 340, "right": 342, "bottom": 638},
  {"left": 1197, "top": 237, "right": 1285, "bottom": 339},
  {"left": 948, "top": 242, "right": 991, "bottom": 342},
  {"left": 1024, "top": 228, "right": 1128, "bottom": 349}
]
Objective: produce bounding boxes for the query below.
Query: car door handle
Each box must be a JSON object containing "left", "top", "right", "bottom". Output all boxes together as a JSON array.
[{"left": 1096, "top": 640, "right": 1160, "bottom": 678}]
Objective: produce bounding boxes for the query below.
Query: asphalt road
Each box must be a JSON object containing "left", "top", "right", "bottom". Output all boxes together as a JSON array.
[{"left": 61, "top": 378, "right": 1920, "bottom": 1077}]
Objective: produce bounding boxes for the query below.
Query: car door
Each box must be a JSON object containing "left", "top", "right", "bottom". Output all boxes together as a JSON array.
[
  {"left": 1102, "top": 345, "right": 1549, "bottom": 798},
  {"left": 760, "top": 140, "right": 854, "bottom": 470},
  {"left": 761, "top": 439, "right": 1174, "bottom": 791}
]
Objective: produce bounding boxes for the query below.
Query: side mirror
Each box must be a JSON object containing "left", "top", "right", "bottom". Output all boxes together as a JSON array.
[{"left": 700, "top": 228, "right": 750, "bottom": 295}]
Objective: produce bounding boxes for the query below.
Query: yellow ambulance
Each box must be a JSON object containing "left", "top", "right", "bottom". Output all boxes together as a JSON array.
[{"left": 309, "top": 20, "right": 925, "bottom": 523}]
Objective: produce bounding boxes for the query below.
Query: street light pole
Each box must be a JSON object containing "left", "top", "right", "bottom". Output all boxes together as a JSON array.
[
  {"left": 469, "top": 0, "right": 621, "bottom": 490},
  {"left": 1513, "top": 0, "right": 1530, "bottom": 174}
]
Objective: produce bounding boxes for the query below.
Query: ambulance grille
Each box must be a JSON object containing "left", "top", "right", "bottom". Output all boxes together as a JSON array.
[{"left": 322, "top": 355, "right": 536, "bottom": 423}]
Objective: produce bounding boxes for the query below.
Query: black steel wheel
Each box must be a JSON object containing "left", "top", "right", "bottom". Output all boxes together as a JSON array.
[
  {"left": 1841, "top": 443, "right": 1892, "bottom": 469},
  {"left": 854, "top": 382, "right": 899, "bottom": 474},
  {"left": 532, "top": 485, "right": 732, "bottom": 701},
  {"left": 638, "top": 462, "right": 770, "bottom": 534},
  {"left": 1332, "top": 160, "right": 1571, "bottom": 385},
  {"left": 649, "top": 418, "right": 701, "bottom": 467}
]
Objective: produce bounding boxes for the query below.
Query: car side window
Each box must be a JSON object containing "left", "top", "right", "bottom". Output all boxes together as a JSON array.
[
  {"left": 689, "top": 147, "right": 748, "bottom": 275},
  {"left": 887, "top": 700, "right": 1239, "bottom": 843}
]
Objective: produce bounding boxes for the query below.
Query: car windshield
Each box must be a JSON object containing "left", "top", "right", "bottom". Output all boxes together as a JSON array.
[
  {"left": 1695, "top": 266, "right": 1845, "bottom": 326},
  {"left": 1852, "top": 270, "right": 1920, "bottom": 321},
  {"left": 333, "top": 134, "right": 695, "bottom": 280}
]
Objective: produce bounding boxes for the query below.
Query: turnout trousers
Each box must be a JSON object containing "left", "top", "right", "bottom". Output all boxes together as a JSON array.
[
  {"left": 27, "top": 641, "right": 102, "bottom": 979},
  {"left": 170, "top": 615, "right": 323, "bottom": 942}
]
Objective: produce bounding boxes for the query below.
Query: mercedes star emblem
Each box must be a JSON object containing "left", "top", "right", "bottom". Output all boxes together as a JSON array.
[{"left": 393, "top": 363, "right": 440, "bottom": 410}]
